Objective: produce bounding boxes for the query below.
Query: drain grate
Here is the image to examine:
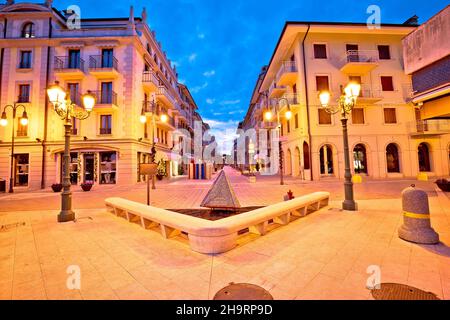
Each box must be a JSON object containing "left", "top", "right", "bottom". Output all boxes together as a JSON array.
[
  {"left": 0, "top": 222, "right": 26, "bottom": 232},
  {"left": 213, "top": 283, "right": 273, "bottom": 300},
  {"left": 371, "top": 283, "right": 440, "bottom": 300}
]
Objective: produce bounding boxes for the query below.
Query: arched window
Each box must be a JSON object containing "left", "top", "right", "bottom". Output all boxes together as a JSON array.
[
  {"left": 320, "top": 144, "right": 333, "bottom": 175},
  {"left": 353, "top": 144, "right": 368, "bottom": 174},
  {"left": 386, "top": 143, "right": 400, "bottom": 173},
  {"left": 21, "top": 22, "right": 35, "bottom": 38},
  {"left": 418, "top": 143, "right": 431, "bottom": 172},
  {"left": 303, "top": 141, "right": 310, "bottom": 170}
]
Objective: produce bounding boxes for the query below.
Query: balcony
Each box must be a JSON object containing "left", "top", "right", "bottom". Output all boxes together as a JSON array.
[
  {"left": 142, "top": 101, "right": 160, "bottom": 115},
  {"left": 269, "top": 81, "right": 286, "bottom": 98},
  {"left": 276, "top": 61, "right": 298, "bottom": 86},
  {"left": 156, "top": 86, "right": 176, "bottom": 108},
  {"left": 340, "top": 50, "right": 379, "bottom": 74},
  {"left": 142, "top": 70, "right": 159, "bottom": 91},
  {"left": 54, "top": 56, "right": 85, "bottom": 78},
  {"left": 408, "top": 119, "right": 450, "bottom": 137},
  {"left": 279, "top": 93, "right": 301, "bottom": 105},
  {"left": 91, "top": 90, "right": 118, "bottom": 111},
  {"left": 89, "top": 55, "right": 119, "bottom": 78},
  {"left": 357, "top": 85, "right": 382, "bottom": 104}
]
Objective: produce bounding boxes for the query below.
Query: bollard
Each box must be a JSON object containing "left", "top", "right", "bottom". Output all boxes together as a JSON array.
[{"left": 398, "top": 185, "right": 439, "bottom": 244}]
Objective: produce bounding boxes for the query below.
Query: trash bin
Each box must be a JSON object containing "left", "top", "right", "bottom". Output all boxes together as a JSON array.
[{"left": 0, "top": 179, "right": 5, "bottom": 193}]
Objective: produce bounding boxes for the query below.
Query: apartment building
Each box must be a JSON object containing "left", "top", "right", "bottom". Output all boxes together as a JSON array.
[
  {"left": 241, "top": 18, "right": 450, "bottom": 181},
  {"left": 0, "top": 1, "right": 210, "bottom": 190},
  {"left": 403, "top": 6, "right": 450, "bottom": 176}
]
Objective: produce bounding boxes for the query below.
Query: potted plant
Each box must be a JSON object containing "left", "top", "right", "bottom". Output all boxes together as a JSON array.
[
  {"left": 51, "top": 183, "right": 63, "bottom": 192},
  {"left": 156, "top": 159, "right": 166, "bottom": 181},
  {"left": 81, "top": 182, "right": 93, "bottom": 192},
  {"left": 435, "top": 179, "right": 450, "bottom": 192}
]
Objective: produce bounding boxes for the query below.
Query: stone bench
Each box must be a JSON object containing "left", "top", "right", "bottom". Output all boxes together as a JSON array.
[{"left": 105, "top": 191, "right": 330, "bottom": 254}]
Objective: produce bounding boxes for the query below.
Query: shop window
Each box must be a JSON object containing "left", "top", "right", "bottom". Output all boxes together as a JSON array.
[
  {"left": 100, "top": 152, "right": 117, "bottom": 184},
  {"left": 14, "top": 154, "right": 29, "bottom": 186}
]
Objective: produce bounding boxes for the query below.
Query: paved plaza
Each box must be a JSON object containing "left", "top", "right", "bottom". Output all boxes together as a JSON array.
[{"left": 0, "top": 168, "right": 449, "bottom": 300}]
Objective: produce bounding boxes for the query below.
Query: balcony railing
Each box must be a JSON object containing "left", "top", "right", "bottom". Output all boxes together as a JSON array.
[
  {"left": 156, "top": 86, "right": 176, "bottom": 106},
  {"left": 100, "top": 128, "right": 112, "bottom": 135},
  {"left": 408, "top": 119, "right": 450, "bottom": 135},
  {"left": 276, "top": 61, "right": 297, "bottom": 84},
  {"left": 92, "top": 91, "right": 118, "bottom": 105},
  {"left": 358, "top": 85, "right": 382, "bottom": 101},
  {"left": 54, "top": 56, "right": 85, "bottom": 72},
  {"left": 89, "top": 55, "right": 119, "bottom": 71},
  {"left": 279, "top": 93, "right": 300, "bottom": 105},
  {"left": 269, "top": 81, "right": 286, "bottom": 98},
  {"left": 142, "top": 101, "right": 160, "bottom": 114},
  {"left": 143, "top": 70, "right": 159, "bottom": 86},
  {"left": 345, "top": 50, "right": 379, "bottom": 63},
  {"left": 68, "top": 91, "right": 83, "bottom": 106},
  {"left": 17, "top": 95, "right": 30, "bottom": 103}
]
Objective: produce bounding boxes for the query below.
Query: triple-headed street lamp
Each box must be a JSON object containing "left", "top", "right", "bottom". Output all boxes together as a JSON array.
[
  {"left": 319, "top": 82, "right": 361, "bottom": 211},
  {"left": 47, "top": 82, "right": 96, "bottom": 222},
  {"left": 263, "top": 97, "right": 292, "bottom": 186},
  {"left": 0, "top": 103, "right": 28, "bottom": 193},
  {"left": 139, "top": 93, "right": 168, "bottom": 190}
]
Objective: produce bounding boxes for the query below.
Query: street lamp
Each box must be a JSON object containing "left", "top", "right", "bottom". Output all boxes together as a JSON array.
[
  {"left": 140, "top": 93, "right": 168, "bottom": 189},
  {"left": 263, "top": 97, "right": 291, "bottom": 185},
  {"left": 319, "top": 82, "right": 361, "bottom": 211},
  {"left": 47, "top": 81, "right": 96, "bottom": 222},
  {"left": 0, "top": 103, "right": 28, "bottom": 193}
]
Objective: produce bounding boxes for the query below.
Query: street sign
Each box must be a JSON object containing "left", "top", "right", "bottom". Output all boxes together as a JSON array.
[{"left": 140, "top": 163, "right": 158, "bottom": 176}]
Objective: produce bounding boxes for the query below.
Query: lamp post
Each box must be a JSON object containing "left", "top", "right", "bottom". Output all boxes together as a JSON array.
[
  {"left": 140, "top": 93, "right": 168, "bottom": 190},
  {"left": 319, "top": 82, "right": 361, "bottom": 211},
  {"left": 263, "top": 97, "right": 292, "bottom": 186},
  {"left": 0, "top": 103, "right": 28, "bottom": 193},
  {"left": 47, "top": 82, "right": 96, "bottom": 222}
]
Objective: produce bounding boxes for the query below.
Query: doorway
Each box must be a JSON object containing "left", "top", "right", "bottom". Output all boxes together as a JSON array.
[{"left": 84, "top": 154, "right": 95, "bottom": 183}]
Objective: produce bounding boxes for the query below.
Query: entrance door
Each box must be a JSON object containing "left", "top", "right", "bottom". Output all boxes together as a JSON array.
[{"left": 84, "top": 154, "right": 95, "bottom": 183}]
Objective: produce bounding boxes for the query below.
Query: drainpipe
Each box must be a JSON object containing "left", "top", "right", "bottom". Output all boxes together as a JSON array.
[
  {"left": 301, "top": 24, "right": 312, "bottom": 180},
  {"left": 0, "top": 19, "right": 7, "bottom": 108},
  {"left": 41, "top": 17, "right": 52, "bottom": 189}
]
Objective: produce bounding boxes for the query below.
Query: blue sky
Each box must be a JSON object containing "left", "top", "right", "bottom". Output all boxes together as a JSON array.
[{"left": 55, "top": 0, "right": 448, "bottom": 153}]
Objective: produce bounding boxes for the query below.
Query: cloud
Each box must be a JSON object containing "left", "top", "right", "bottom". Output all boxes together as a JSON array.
[
  {"left": 178, "top": 79, "right": 186, "bottom": 85},
  {"left": 206, "top": 98, "right": 215, "bottom": 105},
  {"left": 190, "top": 82, "right": 208, "bottom": 93},
  {"left": 188, "top": 53, "right": 197, "bottom": 62},
  {"left": 220, "top": 100, "right": 241, "bottom": 106},
  {"left": 203, "top": 118, "right": 239, "bottom": 155},
  {"left": 228, "top": 110, "right": 244, "bottom": 115},
  {"left": 198, "top": 33, "right": 205, "bottom": 39},
  {"left": 203, "top": 70, "right": 216, "bottom": 77}
]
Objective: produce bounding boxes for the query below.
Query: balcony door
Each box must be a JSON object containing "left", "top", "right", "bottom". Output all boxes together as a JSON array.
[
  {"left": 101, "top": 82, "right": 113, "bottom": 104},
  {"left": 68, "top": 49, "right": 80, "bottom": 69},
  {"left": 67, "top": 83, "right": 79, "bottom": 105},
  {"left": 346, "top": 44, "right": 359, "bottom": 62},
  {"left": 101, "top": 49, "right": 113, "bottom": 68},
  {"left": 83, "top": 154, "right": 95, "bottom": 183}
]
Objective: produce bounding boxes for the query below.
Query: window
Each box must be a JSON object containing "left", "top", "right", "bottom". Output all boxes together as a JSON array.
[
  {"left": 69, "top": 153, "right": 78, "bottom": 185},
  {"left": 14, "top": 154, "right": 29, "bottom": 186},
  {"left": 314, "top": 44, "right": 327, "bottom": 59},
  {"left": 353, "top": 144, "right": 368, "bottom": 174},
  {"left": 318, "top": 109, "right": 332, "bottom": 125},
  {"left": 18, "top": 84, "right": 30, "bottom": 103},
  {"left": 67, "top": 83, "right": 79, "bottom": 105},
  {"left": 21, "top": 23, "right": 35, "bottom": 38},
  {"left": 100, "top": 115, "right": 112, "bottom": 135},
  {"left": 101, "top": 49, "right": 114, "bottom": 68},
  {"left": 303, "top": 141, "right": 310, "bottom": 170},
  {"left": 316, "top": 76, "right": 329, "bottom": 92},
  {"left": 100, "top": 152, "right": 117, "bottom": 184},
  {"left": 17, "top": 117, "right": 28, "bottom": 137},
  {"left": 19, "top": 51, "right": 32, "bottom": 68},
  {"left": 386, "top": 144, "right": 400, "bottom": 173},
  {"left": 378, "top": 45, "right": 391, "bottom": 60},
  {"left": 68, "top": 49, "right": 81, "bottom": 69},
  {"left": 381, "top": 76, "right": 394, "bottom": 91},
  {"left": 384, "top": 108, "right": 397, "bottom": 124},
  {"left": 294, "top": 113, "right": 299, "bottom": 129},
  {"left": 352, "top": 108, "right": 365, "bottom": 124},
  {"left": 100, "top": 82, "right": 113, "bottom": 104},
  {"left": 71, "top": 119, "right": 78, "bottom": 135}
]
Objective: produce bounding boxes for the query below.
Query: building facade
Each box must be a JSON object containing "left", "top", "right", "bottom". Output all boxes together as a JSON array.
[
  {"left": 0, "top": 1, "right": 210, "bottom": 191},
  {"left": 240, "top": 18, "right": 450, "bottom": 181}
]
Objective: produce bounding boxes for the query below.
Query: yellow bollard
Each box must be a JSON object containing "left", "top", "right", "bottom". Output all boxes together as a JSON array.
[
  {"left": 352, "top": 174, "right": 363, "bottom": 184},
  {"left": 417, "top": 173, "right": 428, "bottom": 181}
]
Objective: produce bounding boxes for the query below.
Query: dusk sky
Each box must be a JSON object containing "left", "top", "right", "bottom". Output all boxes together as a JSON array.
[{"left": 56, "top": 0, "right": 448, "bottom": 153}]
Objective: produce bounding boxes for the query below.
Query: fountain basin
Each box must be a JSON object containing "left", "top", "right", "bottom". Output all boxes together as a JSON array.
[{"left": 105, "top": 191, "right": 330, "bottom": 254}]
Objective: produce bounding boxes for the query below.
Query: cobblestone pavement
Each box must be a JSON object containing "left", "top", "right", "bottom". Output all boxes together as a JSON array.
[{"left": 0, "top": 167, "right": 449, "bottom": 300}]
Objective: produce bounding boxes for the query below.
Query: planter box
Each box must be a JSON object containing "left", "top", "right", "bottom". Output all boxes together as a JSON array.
[
  {"left": 51, "top": 184, "right": 63, "bottom": 192},
  {"left": 81, "top": 184, "right": 93, "bottom": 192}
]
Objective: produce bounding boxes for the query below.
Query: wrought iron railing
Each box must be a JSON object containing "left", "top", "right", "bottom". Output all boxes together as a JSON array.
[
  {"left": 89, "top": 55, "right": 119, "bottom": 71},
  {"left": 54, "top": 56, "right": 85, "bottom": 72},
  {"left": 344, "top": 50, "right": 379, "bottom": 63},
  {"left": 276, "top": 61, "right": 297, "bottom": 80},
  {"left": 92, "top": 90, "right": 118, "bottom": 105}
]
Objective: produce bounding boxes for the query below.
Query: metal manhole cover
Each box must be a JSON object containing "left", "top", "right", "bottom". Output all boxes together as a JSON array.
[
  {"left": 371, "top": 283, "right": 440, "bottom": 300},
  {"left": 213, "top": 283, "right": 273, "bottom": 300}
]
